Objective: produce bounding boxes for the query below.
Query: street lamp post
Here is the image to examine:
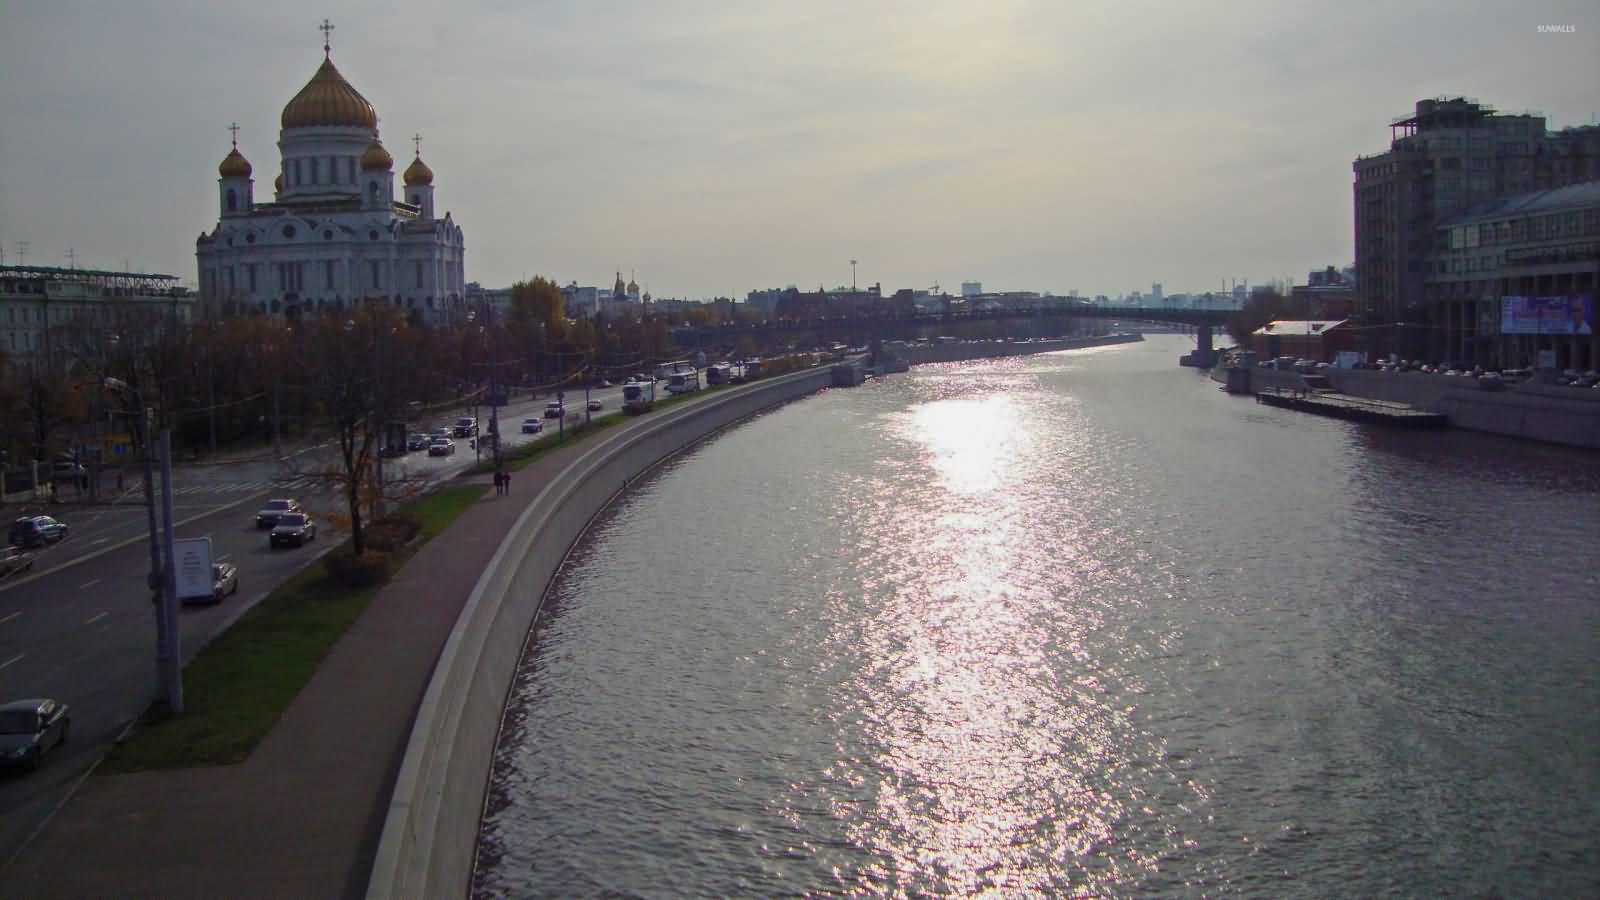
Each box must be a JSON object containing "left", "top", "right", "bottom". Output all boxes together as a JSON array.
[{"left": 105, "top": 376, "right": 182, "bottom": 714}]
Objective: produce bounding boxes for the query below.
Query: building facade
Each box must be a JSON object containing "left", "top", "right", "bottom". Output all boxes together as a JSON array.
[
  {"left": 1427, "top": 180, "right": 1599, "bottom": 370},
  {"left": 1353, "top": 97, "right": 1600, "bottom": 339},
  {"left": 1, "top": 265, "right": 192, "bottom": 367},
  {"left": 195, "top": 41, "right": 465, "bottom": 325}
]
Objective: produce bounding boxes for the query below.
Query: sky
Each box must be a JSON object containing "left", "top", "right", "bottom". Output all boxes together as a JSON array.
[{"left": 1, "top": 0, "right": 1596, "bottom": 300}]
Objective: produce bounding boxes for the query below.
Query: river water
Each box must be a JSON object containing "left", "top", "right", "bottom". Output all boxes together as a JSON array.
[{"left": 475, "top": 335, "right": 1600, "bottom": 898}]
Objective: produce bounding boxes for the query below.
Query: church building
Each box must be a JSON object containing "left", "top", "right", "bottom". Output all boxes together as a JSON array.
[{"left": 195, "top": 25, "right": 465, "bottom": 324}]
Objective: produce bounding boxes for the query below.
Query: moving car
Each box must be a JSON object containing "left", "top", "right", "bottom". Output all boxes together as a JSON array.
[
  {"left": 520, "top": 417, "right": 543, "bottom": 434},
  {"left": 406, "top": 433, "right": 429, "bottom": 452},
  {"left": 255, "top": 499, "right": 303, "bottom": 529},
  {"left": 1, "top": 546, "right": 36, "bottom": 577},
  {"left": 0, "top": 698, "right": 70, "bottom": 772},
  {"left": 453, "top": 417, "right": 478, "bottom": 438},
  {"left": 208, "top": 561, "right": 239, "bottom": 603},
  {"left": 544, "top": 402, "right": 563, "bottom": 419},
  {"left": 587, "top": 398, "right": 603, "bottom": 412},
  {"left": 269, "top": 513, "right": 317, "bottom": 548},
  {"left": 8, "top": 516, "right": 68, "bottom": 548},
  {"left": 428, "top": 436, "right": 456, "bottom": 456}
]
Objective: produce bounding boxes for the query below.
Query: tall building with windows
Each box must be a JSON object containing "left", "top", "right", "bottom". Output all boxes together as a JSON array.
[
  {"left": 1352, "top": 97, "right": 1599, "bottom": 343},
  {"left": 195, "top": 30, "right": 465, "bottom": 324}
]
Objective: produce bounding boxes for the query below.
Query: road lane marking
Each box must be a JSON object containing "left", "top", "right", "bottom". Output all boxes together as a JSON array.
[
  {"left": 0, "top": 653, "right": 23, "bottom": 671},
  {"left": 80, "top": 579, "right": 101, "bottom": 589},
  {"left": 0, "top": 611, "right": 20, "bottom": 625},
  {"left": 84, "top": 612, "right": 109, "bottom": 626},
  {"left": 89, "top": 538, "right": 108, "bottom": 546}
]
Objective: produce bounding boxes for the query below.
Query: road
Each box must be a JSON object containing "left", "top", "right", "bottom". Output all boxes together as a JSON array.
[{"left": 0, "top": 383, "right": 632, "bottom": 868}]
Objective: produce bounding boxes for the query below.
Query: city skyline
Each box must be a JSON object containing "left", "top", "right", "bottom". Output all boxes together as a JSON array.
[{"left": 0, "top": 0, "right": 1594, "bottom": 300}]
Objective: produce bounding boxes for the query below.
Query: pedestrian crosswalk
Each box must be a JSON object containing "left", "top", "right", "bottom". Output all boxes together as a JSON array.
[{"left": 169, "top": 477, "right": 321, "bottom": 496}]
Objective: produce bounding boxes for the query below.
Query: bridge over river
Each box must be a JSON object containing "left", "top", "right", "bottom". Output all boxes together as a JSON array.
[{"left": 672, "top": 304, "right": 1230, "bottom": 366}]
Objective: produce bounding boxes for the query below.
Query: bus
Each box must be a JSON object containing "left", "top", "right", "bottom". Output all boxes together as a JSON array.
[
  {"left": 666, "top": 369, "right": 701, "bottom": 394},
  {"left": 653, "top": 359, "right": 696, "bottom": 381},
  {"left": 622, "top": 381, "right": 656, "bottom": 414}
]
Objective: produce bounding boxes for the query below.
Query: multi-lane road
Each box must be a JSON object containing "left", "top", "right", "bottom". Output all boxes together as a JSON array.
[{"left": 0, "top": 383, "right": 631, "bottom": 867}]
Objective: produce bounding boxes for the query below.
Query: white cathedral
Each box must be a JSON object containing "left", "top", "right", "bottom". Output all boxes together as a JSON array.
[{"left": 196, "top": 31, "right": 465, "bottom": 324}]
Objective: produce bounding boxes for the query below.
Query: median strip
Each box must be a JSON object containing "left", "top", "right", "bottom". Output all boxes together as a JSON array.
[{"left": 98, "top": 483, "right": 490, "bottom": 773}]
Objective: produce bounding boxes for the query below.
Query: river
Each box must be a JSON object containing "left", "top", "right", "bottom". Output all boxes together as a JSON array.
[{"left": 475, "top": 334, "right": 1600, "bottom": 898}]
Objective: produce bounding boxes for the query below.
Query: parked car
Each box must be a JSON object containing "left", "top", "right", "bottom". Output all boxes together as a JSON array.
[
  {"left": 206, "top": 561, "right": 239, "bottom": 603},
  {"left": 587, "top": 398, "right": 603, "bottom": 412},
  {"left": 544, "top": 402, "right": 563, "bottom": 419},
  {"left": 0, "top": 698, "right": 70, "bottom": 772},
  {"left": 428, "top": 437, "right": 456, "bottom": 456},
  {"left": 254, "top": 499, "right": 303, "bottom": 529},
  {"left": 8, "top": 516, "right": 68, "bottom": 548},
  {"left": 406, "top": 433, "right": 429, "bottom": 452},
  {"left": 269, "top": 513, "right": 317, "bottom": 548},
  {"left": 1, "top": 546, "right": 35, "bottom": 577},
  {"left": 521, "top": 417, "right": 543, "bottom": 434},
  {"left": 453, "top": 417, "right": 478, "bottom": 438}
]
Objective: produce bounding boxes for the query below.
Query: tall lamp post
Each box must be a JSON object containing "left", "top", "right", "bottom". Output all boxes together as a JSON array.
[{"left": 105, "top": 375, "right": 183, "bottom": 714}]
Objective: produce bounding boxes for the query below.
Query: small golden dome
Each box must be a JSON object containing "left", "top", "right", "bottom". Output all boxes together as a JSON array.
[
  {"left": 274, "top": 173, "right": 284, "bottom": 192},
  {"left": 218, "top": 147, "right": 252, "bottom": 178},
  {"left": 627, "top": 276, "right": 640, "bottom": 293},
  {"left": 360, "top": 140, "right": 393, "bottom": 171},
  {"left": 403, "top": 155, "right": 434, "bottom": 186},
  {"left": 281, "top": 57, "right": 378, "bottom": 129}
]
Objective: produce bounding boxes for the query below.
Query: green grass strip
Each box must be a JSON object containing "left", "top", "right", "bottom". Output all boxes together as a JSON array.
[{"left": 98, "top": 483, "right": 490, "bottom": 772}]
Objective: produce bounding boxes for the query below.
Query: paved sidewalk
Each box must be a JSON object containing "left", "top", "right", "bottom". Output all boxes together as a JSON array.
[{"left": 0, "top": 437, "right": 598, "bottom": 899}]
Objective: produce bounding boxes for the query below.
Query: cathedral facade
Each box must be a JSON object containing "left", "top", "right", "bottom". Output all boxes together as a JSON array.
[{"left": 195, "top": 37, "right": 465, "bottom": 324}]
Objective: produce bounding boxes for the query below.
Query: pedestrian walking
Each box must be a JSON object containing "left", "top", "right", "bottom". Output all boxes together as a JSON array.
[
  {"left": 503, "top": 471, "right": 511, "bottom": 494},
  {"left": 493, "top": 470, "right": 503, "bottom": 495}
]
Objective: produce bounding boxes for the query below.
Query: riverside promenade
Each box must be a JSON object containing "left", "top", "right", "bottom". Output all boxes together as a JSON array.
[{"left": 0, "top": 434, "right": 602, "bottom": 899}]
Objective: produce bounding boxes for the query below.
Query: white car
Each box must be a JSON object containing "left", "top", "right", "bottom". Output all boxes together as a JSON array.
[{"left": 521, "top": 417, "right": 543, "bottom": 434}]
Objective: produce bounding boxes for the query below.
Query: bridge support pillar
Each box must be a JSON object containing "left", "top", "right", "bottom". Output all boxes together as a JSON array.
[{"left": 1179, "top": 325, "right": 1220, "bottom": 368}]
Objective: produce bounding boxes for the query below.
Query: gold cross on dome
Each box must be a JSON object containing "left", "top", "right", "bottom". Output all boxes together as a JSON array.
[
  {"left": 228, "top": 121, "right": 240, "bottom": 148},
  {"left": 319, "top": 19, "right": 335, "bottom": 56},
  {"left": 412, "top": 133, "right": 423, "bottom": 157}
]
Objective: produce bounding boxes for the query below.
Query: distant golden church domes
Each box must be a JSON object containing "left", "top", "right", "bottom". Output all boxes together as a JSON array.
[
  {"left": 280, "top": 56, "right": 378, "bottom": 129},
  {"left": 360, "top": 140, "right": 393, "bottom": 171},
  {"left": 403, "top": 155, "right": 434, "bottom": 186}
]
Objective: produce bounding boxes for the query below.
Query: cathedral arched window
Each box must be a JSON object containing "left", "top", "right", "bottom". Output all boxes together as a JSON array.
[
  {"left": 226, "top": 189, "right": 237, "bottom": 211},
  {"left": 369, "top": 183, "right": 380, "bottom": 206},
  {"left": 293, "top": 160, "right": 302, "bottom": 185},
  {"left": 311, "top": 158, "right": 320, "bottom": 184},
  {"left": 411, "top": 194, "right": 420, "bottom": 206}
]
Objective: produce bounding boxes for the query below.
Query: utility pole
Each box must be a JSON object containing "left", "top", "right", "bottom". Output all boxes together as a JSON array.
[
  {"left": 157, "top": 429, "right": 183, "bottom": 713},
  {"left": 488, "top": 301, "right": 500, "bottom": 469},
  {"left": 851, "top": 259, "right": 857, "bottom": 293}
]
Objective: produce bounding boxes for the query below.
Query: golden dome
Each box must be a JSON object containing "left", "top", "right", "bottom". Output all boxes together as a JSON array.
[
  {"left": 360, "top": 140, "right": 393, "bottom": 171},
  {"left": 280, "top": 57, "right": 378, "bottom": 129},
  {"left": 274, "top": 173, "right": 284, "bottom": 192},
  {"left": 627, "top": 276, "right": 640, "bottom": 293},
  {"left": 403, "top": 155, "right": 434, "bottom": 186},
  {"left": 218, "top": 147, "right": 252, "bottom": 178}
]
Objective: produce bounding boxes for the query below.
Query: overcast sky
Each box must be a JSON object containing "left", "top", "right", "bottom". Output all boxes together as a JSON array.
[{"left": 1, "top": 1, "right": 1595, "bottom": 299}]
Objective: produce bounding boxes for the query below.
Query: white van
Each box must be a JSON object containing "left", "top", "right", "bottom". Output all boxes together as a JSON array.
[{"left": 666, "top": 370, "right": 701, "bottom": 394}]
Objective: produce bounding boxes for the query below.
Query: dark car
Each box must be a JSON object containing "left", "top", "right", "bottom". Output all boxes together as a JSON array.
[
  {"left": 406, "top": 433, "right": 429, "bottom": 452},
  {"left": 427, "top": 437, "right": 456, "bottom": 457},
  {"left": 269, "top": 513, "right": 317, "bottom": 548},
  {"left": 378, "top": 443, "right": 407, "bottom": 458},
  {"left": 0, "top": 698, "right": 70, "bottom": 772},
  {"left": 1, "top": 546, "right": 35, "bottom": 578},
  {"left": 208, "top": 562, "right": 239, "bottom": 603},
  {"left": 520, "top": 417, "right": 543, "bottom": 434},
  {"left": 453, "top": 417, "right": 478, "bottom": 438},
  {"left": 255, "top": 499, "right": 303, "bottom": 529},
  {"left": 8, "top": 516, "right": 68, "bottom": 549},
  {"left": 543, "top": 402, "right": 563, "bottom": 419}
]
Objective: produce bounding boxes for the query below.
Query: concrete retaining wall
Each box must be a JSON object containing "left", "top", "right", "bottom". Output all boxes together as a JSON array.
[
  {"left": 1243, "top": 366, "right": 1600, "bottom": 448},
  {"left": 366, "top": 366, "right": 833, "bottom": 900}
]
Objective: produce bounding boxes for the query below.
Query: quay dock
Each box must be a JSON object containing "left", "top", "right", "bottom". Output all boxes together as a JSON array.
[{"left": 1255, "top": 385, "right": 1448, "bottom": 428}]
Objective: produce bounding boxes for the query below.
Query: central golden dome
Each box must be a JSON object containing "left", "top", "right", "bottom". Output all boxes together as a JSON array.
[
  {"left": 218, "top": 147, "right": 252, "bottom": 178},
  {"left": 281, "top": 56, "right": 378, "bottom": 129}
]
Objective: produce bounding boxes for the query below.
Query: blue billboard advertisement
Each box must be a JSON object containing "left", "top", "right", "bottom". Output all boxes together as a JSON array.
[{"left": 1499, "top": 294, "right": 1595, "bottom": 335}]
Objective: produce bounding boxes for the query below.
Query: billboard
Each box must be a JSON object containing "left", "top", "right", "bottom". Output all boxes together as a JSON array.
[{"left": 1499, "top": 294, "right": 1595, "bottom": 335}]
